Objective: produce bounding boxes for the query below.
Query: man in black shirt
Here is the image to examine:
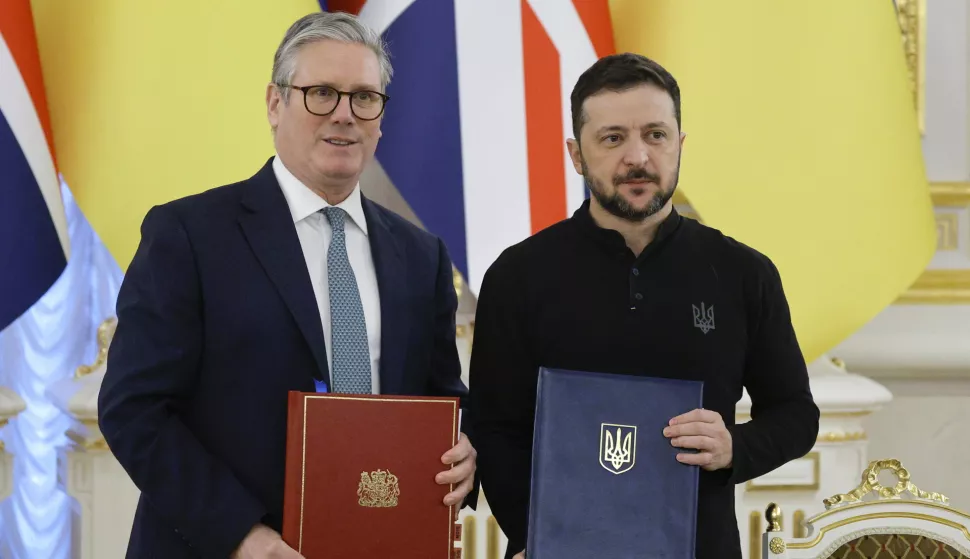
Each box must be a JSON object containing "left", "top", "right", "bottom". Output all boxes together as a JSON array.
[{"left": 467, "top": 53, "right": 819, "bottom": 559}]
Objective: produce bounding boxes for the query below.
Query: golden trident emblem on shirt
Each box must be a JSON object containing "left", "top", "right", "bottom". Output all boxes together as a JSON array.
[{"left": 599, "top": 423, "right": 637, "bottom": 474}]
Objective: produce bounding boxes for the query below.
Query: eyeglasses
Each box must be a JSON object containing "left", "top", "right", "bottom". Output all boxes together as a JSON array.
[{"left": 279, "top": 84, "right": 389, "bottom": 121}]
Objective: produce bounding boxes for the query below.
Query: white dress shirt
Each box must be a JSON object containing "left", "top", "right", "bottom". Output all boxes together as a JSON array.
[{"left": 273, "top": 155, "right": 381, "bottom": 393}]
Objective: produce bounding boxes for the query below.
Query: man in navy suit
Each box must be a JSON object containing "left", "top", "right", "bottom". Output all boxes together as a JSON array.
[{"left": 98, "top": 11, "right": 477, "bottom": 559}]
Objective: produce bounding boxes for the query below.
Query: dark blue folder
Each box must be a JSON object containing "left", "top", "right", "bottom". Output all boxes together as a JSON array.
[{"left": 526, "top": 367, "right": 703, "bottom": 558}]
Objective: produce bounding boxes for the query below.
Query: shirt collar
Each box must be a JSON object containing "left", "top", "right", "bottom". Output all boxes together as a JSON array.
[
  {"left": 573, "top": 198, "right": 681, "bottom": 258},
  {"left": 272, "top": 154, "right": 369, "bottom": 236}
]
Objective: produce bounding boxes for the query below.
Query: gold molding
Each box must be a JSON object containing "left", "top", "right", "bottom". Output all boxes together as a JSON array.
[
  {"left": 936, "top": 213, "right": 960, "bottom": 250},
  {"left": 786, "top": 511, "right": 970, "bottom": 549},
  {"left": 746, "top": 452, "right": 820, "bottom": 492},
  {"left": 930, "top": 182, "right": 970, "bottom": 207},
  {"left": 749, "top": 510, "right": 762, "bottom": 559},
  {"left": 898, "top": 269, "right": 970, "bottom": 304},
  {"left": 486, "top": 516, "right": 501, "bottom": 559},
  {"left": 897, "top": 0, "right": 926, "bottom": 134},
  {"left": 793, "top": 510, "right": 807, "bottom": 539},
  {"left": 807, "top": 497, "right": 970, "bottom": 526},
  {"left": 462, "top": 516, "right": 476, "bottom": 559},
  {"left": 817, "top": 431, "right": 867, "bottom": 443}
]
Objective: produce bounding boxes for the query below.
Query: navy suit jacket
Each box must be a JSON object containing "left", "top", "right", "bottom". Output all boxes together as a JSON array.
[{"left": 98, "top": 157, "right": 473, "bottom": 558}]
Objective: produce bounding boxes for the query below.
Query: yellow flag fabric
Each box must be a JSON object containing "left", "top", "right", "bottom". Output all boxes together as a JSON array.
[
  {"left": 29, "top": 0, "right": 320, "bottom": 269},
  {"left": 608, "top": 0, "right": 936, "bottom": 362}
]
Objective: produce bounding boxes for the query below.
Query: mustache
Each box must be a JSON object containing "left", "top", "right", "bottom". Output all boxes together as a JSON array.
[{"left": 613, "top": 167, "right": 661, "bottom": 186}]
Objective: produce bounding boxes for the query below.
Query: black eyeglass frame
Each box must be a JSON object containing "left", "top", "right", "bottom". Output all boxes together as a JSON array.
[{"left": 278, "top": 84, "right": 390, "bottom": 120}]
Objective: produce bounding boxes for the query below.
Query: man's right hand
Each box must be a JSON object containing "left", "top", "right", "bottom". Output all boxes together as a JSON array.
[
  {"left": 231, "top": 524, "right": 305, "bottom": 559},
  {"left": 513, "top": 551, "right": 525, "bottom": 559}
]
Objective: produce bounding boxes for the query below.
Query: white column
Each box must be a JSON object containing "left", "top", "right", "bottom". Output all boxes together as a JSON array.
[{"left": 48, "top": 321, "right": 140, "bottom": 559}]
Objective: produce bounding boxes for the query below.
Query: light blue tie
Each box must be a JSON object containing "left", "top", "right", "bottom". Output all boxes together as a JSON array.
[{"left": 322, "top": 207, "right": 372, "bottom": 394}]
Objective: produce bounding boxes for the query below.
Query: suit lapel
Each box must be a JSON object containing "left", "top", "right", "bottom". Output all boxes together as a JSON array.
[
  {"left": 238, "top": 160, "right": 330, "bottom": 384},
  {"left": 363, "top": 197, "right": 408, "bottom": 395}
]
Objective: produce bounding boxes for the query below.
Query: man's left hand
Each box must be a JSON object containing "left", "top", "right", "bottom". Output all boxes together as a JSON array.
[
  {"left": 663, "top": 409, "right": 733, "bottom": 471},
  {"left": 436, "top": 434, "right": 477, "bottom": 508}
]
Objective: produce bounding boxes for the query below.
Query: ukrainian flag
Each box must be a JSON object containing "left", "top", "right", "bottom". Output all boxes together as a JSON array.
[
  {"left": 29, "top": 0, "right": 322, "bottom": 269},
  {"left": 609, "top": 0, "right": 937, "bottom": 362}
]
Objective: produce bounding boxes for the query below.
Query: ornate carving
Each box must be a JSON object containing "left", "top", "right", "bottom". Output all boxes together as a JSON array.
[
  {"left": 357, "top": 469, "right": 400, "bottom": 508},
  {"left": 823, "top": 459, "right": 948, "bottom": 509},
  {"left": 452, "top": 266, "right": 463, "bottom": 300},
  {"left": 769, "top": 537, "right": 786, "bottom": 554},
  {"left": 896, "top": 0, "right": 925, "bottom": 133},
  {"left": 766, "top": 503, "right": 783, "bottom": 532},
  {"left": 75, "top": 317, "right": 118, "bottom": 378}
]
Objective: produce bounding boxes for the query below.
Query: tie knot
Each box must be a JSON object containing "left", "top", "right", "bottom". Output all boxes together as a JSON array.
[{"left": 322, "top": 207, "right": 346, "bottom": 231}]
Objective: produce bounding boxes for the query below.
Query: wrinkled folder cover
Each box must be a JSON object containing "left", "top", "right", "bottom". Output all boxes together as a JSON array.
[
  {"left": 526, "top": 367, "right": 703, "bottom": 558},
  {"left": 282, "top": 392, "right": 461, "bottom": 558}
]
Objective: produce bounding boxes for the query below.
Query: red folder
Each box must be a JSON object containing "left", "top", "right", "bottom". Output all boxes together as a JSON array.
[{"left": 282, "top": 391, "right": 462, "bottom": 558}]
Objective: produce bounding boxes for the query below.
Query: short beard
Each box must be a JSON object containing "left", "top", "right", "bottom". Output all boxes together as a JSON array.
[{"left": 581, "top": 156, "right": 679, "bottom": 222}]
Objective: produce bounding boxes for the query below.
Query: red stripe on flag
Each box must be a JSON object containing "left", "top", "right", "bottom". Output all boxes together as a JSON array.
[
  {"left": 522, "top": 0, "right": 566, "bottom": 234},
  {"left": 0, "top": 0, "right": 56, "bottom": 166},
  {"left": 325, "top": 0, "right": 368, "bottom": 15},
  {"left": 571, "top": 0, "right": 616, "bottom": 58}
]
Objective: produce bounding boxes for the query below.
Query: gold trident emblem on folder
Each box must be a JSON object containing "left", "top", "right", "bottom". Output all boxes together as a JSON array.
[{"left": 599, "top": 423, "right": 637, "bottom": 474}]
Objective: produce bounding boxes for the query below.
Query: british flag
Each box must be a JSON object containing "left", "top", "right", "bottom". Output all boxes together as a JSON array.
[
  {"left": 0, "top": 0, "right": 70, "bottom": 331},
  {"left": 323, "top": 0, "right": 614, "bottom": 294}
]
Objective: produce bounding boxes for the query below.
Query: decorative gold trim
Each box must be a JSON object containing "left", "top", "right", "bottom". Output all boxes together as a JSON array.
[
  {"left": 766, "top": 503, "right": 783, "bottom": 532},
  {"left": 937, "top": 213, "right": 960, "bottom": 250},
  {"left": 898, "top": 269, "right": 970, "bottom": 304},
  {"left": 769, "top": 537, "right": 786, "bottom": 554},
  {"left": 807, "top": 498, "right": 970, "bottom": 526},
  {"left": 75, "top": 317, "right": 117, "bottom": 378},
  {"left": 298, "top": 395, "right": 458, "bottom": 554},
  {"left": 823, "top": 458, "right": 948, "bottom": 510},
  {"left": 747, "top": 451, "right": 820, "bottom": 492},
  {"left": 453, "top": 266, "right": 463, "bottom": 300},
  {"left": 463, "top": 516, "right": 477, "bottom": 559},
  {"left": 740, "top": 410, "right": 872, "bottom": 421},
  {"left": 817, "top": 431, "right": 867, "bottom": 443},
  {"left": 793, "top": 510, "right": 807, "bottom": 539},
  {"left": 896, "top": 0, "right": 926, "bottom": 134},
  {"left": 786, "top": 511, "right": 970, "bottom": 549},
  {"left": 487, "top": 516, "right": 501, "bottom": 559},
  {"left": 931, "top": 182, "right": 970, "bottom": 207},
  {"left": 749, "top": 511, "right": 762, "bottom": 559}
]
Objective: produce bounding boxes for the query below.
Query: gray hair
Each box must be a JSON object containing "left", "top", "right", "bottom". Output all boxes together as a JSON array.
[{"left": 272, "top": 11, "right": 393, "bottom": 100}]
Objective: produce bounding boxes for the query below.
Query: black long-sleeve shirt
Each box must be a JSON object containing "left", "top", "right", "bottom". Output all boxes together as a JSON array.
[{"left": 468, "top": 201, "right": 819, "bottom": 559}]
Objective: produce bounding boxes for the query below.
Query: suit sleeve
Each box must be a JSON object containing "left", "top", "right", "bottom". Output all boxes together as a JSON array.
[
  {"left": 727, "top": 258, "right": 820, "bottom": 483},
  {"left": 426, "top": 238, "right": 469, "bottom": 404},
  {"left": 467, "top": 255, "right": 535, "bottom": 554},
  {"left": 425, "top": 237, "right": 480, "bottom": 509},
  {"left": 98, "top": 205, "right": 266, "bottom": 557}
]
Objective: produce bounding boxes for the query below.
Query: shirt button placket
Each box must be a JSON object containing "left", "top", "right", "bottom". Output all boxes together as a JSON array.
[{"left": 631, "top": 267, "right": 643, "bottom": 307}]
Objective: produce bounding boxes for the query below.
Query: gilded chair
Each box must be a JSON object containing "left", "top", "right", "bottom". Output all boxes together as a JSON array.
[{"left": 763, "top": 459, "right": 969, "bottom": 558}]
